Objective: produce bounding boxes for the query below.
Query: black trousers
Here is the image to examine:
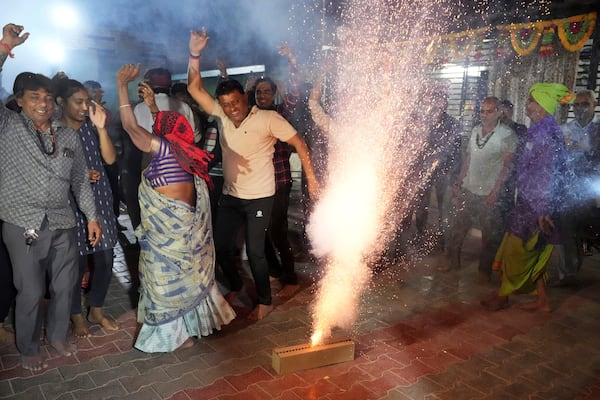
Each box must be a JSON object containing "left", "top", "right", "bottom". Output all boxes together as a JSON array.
[
  {"left": 71, "top": 249, "right": 114, "bottom": 314},
  {"left": 215, "top": 195, "right": 274, "bottom": 305},
  {"left": 264, "top": 183, "right": 297, "bottom": 284},
  {"left": 120, "top": 135, "right": 142, "bottom": 229}
]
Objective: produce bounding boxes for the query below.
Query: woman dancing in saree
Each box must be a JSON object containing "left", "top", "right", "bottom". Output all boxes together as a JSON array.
[
  {"left": 482, "top": 83, "right": 572, "bottom": 312},
  {"left": 116, "top": 64, "right": 235, "bottom": 352}
]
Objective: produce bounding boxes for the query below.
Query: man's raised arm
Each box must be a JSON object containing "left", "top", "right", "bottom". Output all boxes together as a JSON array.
[{"left": 188, "top": 26, "right": 215, "bottom": 115}]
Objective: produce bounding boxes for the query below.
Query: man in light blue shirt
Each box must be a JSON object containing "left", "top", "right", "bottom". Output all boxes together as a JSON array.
[{"left": 555, "top": 90, "right": 599, "bottom": 285}]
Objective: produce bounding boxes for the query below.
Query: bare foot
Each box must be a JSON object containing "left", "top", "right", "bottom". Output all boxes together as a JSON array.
[
  {"left": 276, "top": 284, "right": 300, "bottom": 298},
  {"left": 248, "top": 304, "right": 273, "bottom": 321},
  {"left": 88, "top": 308, "right": 119, "bottom": 331},
  {"left": 177, "top": 337, "right": 196, "bottom": 350},
  {"left": 22, "top": 354, "right": 47, "bottom": 372},
  {"left": 71, "top": 314, "right": 91, "bottom": 338},
  {"left": 225, "top": 291, "right": 239, "bottom": 307},
  {"left": 480, "top": 295, "right": 509, "bottom": 311},
  {"left": 519, "top": 300, "right": 552, "bottom": 312},
  {"left": 0, "top": 325, "right": 15, "bottom": 343},
  {"left": 50, "top": 341, "right": 77, "bottom": 357}
]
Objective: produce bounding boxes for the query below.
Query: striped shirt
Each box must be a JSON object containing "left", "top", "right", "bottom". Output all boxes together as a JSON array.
[{"left": 144, "top": 136, "right": 193, "bottom": 188}]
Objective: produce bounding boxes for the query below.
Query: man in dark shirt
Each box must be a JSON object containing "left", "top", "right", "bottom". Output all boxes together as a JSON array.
[
  {"left": 414, "top": 88, "right": 462, "bottom": 249},
  {"left": 252, "top": 44, "right": 301, "bottom": 291}
]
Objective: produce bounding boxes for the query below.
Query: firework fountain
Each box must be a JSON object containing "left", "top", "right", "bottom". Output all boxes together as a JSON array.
[{"left": 305, "top": 0, "right": 456, "bottom": 346}]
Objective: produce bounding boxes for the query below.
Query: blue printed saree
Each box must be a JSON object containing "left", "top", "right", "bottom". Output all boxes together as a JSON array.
[{"left": 134, "top": 176, "right": 235, "bottom": 352}]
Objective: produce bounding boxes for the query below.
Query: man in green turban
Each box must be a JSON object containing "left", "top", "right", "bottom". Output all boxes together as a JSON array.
[
  {"left": 529, "top": 82, "right": 574, "bottom": 115},
  {"left": 482, "top": 82, "right": 573, "bottom": 312}
]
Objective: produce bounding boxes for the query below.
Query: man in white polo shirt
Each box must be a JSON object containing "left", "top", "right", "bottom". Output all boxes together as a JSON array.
[{"left": 187, "top": 27, "right": 319, "bottom": 320}]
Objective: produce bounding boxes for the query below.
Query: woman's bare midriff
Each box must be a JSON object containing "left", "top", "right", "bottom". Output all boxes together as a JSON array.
[{"left": 156, "top": 182, "right": 196, "bottom": 206}]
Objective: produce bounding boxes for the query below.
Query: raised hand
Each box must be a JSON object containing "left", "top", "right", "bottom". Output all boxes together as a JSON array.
[
  {"left": 88, "top": 100, "right": 106, "bottom": 128},
  {"left": 117, "top": 64, "right": 141, "bottom": 86},
  {"left": 138, "top": 81, "right": 157, "bottom": 109},
  {"left": 190, "top": 27, "right": 210, "bottom": 56},
  {"left": 1, "top": 23, "right": 29, "bottom": 48},
  {"left": 216, "top": 58, "right": 227, "bottom": 75},
  {"left": 244, "top": 75, "right": 258, "bottom": 92},
  {"left": 278, "top": 42, "right": 296, "bottom": 63}
]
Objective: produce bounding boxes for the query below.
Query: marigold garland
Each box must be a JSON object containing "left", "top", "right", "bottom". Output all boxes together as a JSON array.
[
  {"left": 423, "top": 37, "right": 440, "bottom": 64},
  {"left": 538, "top": 23, "right": 556, "bottom": 56},
  {"left": 556, "top": 12, "right": 596, "bottom": 52},
  {"left": 448, "top": 28, "right": 487, "bottom": 61},
  {"left": 496, "top": 28, "right": 512, "bottom": 59},
  {"left": 395, "top": 12, "right": 596, "bottom": 64},
  {"left": 509, "top": 22, "right": 544, "bottom": 56}
]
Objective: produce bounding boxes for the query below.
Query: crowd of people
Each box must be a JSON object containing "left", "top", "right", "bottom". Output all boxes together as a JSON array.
[{"left": 0, "top": 20, "right": 598, "bottom": 374}]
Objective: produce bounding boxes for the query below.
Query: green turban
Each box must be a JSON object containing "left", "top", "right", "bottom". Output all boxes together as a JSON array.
[{"left": 529, "top": 83, "right": 574, "bottom": 115}]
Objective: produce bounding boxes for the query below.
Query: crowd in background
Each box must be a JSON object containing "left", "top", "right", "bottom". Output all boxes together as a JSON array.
[{"left": 0, "top": 21, "right": 599, "bottom": 374}]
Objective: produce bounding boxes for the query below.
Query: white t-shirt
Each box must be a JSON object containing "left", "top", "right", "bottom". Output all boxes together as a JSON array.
[
  {"left": 462, "top": 121, "right": 516, "bottom": 196},
  {"left": 134, "top": 93, "right": 197, "bottom": 134}
]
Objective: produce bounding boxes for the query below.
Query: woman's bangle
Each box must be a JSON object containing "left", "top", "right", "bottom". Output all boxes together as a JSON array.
[
  {"left": 119, "top": 104, "right": 131, "bottom": 109},
  {"left": 0, "top": 41, "right": 14, "bottom": 58},
  {"left": 189, "top": 53, "right": 201, "bottom": 60}
]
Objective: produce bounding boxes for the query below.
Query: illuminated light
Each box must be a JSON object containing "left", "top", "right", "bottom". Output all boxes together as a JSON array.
[
  {"left": 51, "top": 3, "right": 81, "bottom": 30},
  {"left": 43, "top": 40, "right": 66, "bottom": 64},
  {"left": 440, "top": 64, "right": 486, "bottom": 77}
]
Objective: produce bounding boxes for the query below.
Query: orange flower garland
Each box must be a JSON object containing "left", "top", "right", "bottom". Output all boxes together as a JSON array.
[
  {"left": 557, "top": 12, "right": 596, "bottom": 52},
  {"left": 509, "top": 22, "right": 544, "bottom": 56}
]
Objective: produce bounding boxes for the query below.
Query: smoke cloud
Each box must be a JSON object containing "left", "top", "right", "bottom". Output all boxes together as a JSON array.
[{"left": 0, "top": 0, "right": 334, "bottom": 100}]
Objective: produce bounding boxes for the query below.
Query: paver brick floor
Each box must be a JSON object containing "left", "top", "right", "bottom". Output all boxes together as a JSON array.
[{"left": 1, "top": 201, "right": 600, "bottom": 399}]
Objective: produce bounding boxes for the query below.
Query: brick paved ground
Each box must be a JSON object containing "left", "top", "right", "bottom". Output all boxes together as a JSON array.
[{"left": 1, "top": 191, "right": 599, "bottom": 400}]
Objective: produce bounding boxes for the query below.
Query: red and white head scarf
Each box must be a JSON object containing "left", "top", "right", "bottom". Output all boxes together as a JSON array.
[{"left": 153, "top": 111, "right": 213, "bottom": 187}]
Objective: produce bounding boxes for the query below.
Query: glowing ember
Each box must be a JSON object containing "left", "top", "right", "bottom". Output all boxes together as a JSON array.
[{"left": 310, "top": 330, "right": 322, "bottom": 347}]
